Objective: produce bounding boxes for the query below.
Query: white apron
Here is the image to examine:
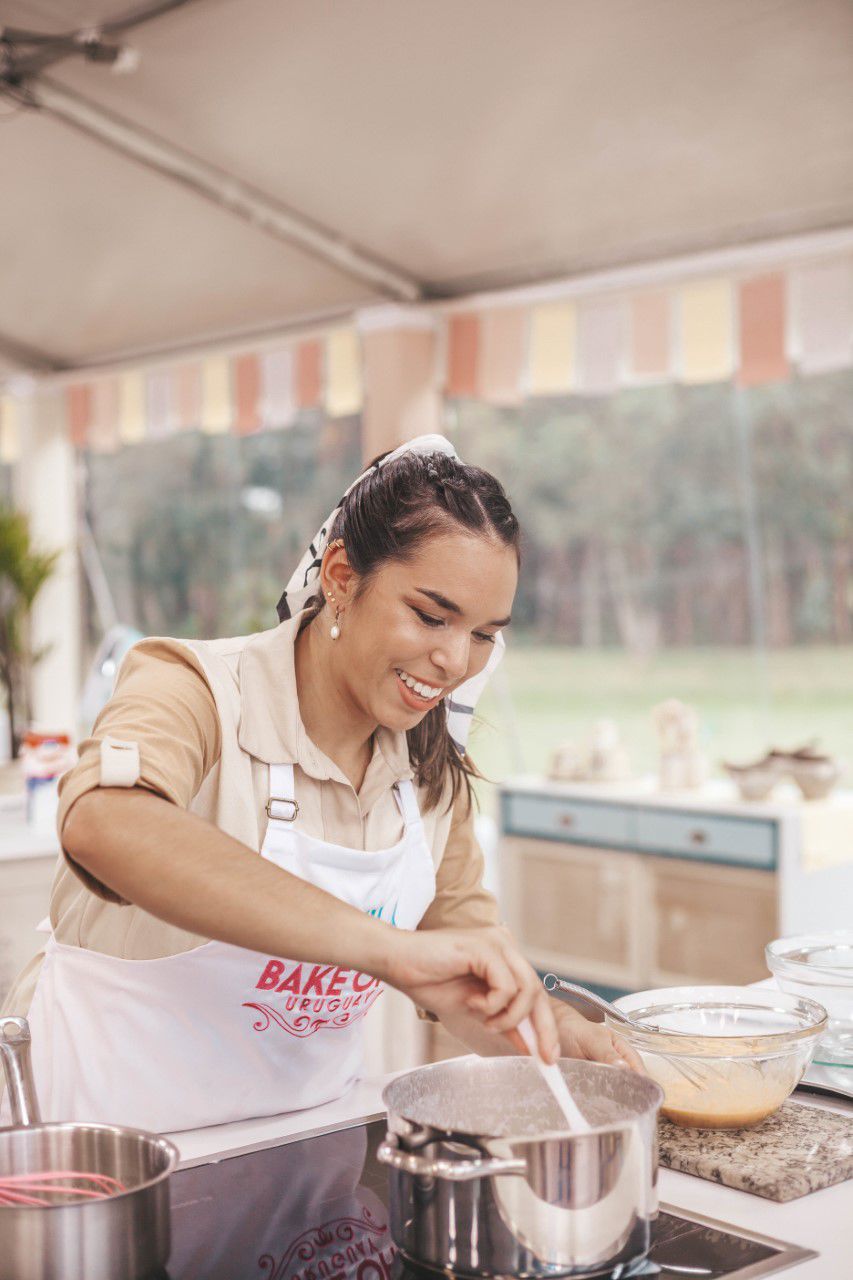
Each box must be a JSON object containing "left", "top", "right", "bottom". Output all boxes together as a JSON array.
[{"left": 22, "top": 762, "right": 436, "bottom": 1133}]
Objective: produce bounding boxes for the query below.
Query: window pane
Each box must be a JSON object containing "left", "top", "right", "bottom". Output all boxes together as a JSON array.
[
  {"left": 81, "top": 419, "right": 361, "bottom": 658},
  {"left": 454, "top": 370, "right": 853, "bottom": 784}
]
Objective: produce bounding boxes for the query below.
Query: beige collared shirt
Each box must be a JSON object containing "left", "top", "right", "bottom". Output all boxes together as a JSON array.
[{"left": 4, "top": 613, "right": 498, "bottom": 1017}]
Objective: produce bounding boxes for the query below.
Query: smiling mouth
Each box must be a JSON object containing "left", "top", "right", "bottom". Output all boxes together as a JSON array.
[{"left": 394, "top": 668, "right": 446, "bottom": 702}]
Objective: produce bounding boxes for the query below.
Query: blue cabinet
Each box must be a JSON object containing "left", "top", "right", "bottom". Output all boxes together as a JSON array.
[
  {"left": 499, "top": 780, "right": 780, "bottom": 988},
  {"left": 501, "top": 785, "right": 777, "bottom": 870}
]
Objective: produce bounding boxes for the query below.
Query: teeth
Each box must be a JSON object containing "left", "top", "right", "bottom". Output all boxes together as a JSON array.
[{"left": 396, "top": 670, "right": 442, "bottom": 700}]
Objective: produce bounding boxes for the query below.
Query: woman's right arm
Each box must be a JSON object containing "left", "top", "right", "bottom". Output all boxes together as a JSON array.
[
  {"left": 65, "top": 785, "right": 393, "bottom": 967},
  {"left": 65, "top": 787, "right": 558, "bottom": 1060}
]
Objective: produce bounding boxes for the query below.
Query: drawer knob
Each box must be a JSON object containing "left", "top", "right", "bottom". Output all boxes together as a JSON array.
[
  {"left": 558, "top": 813, "right": 576, "bottom": 829},
  {"left": 689, "top": 829, "right": 708, "bottom": 845}
]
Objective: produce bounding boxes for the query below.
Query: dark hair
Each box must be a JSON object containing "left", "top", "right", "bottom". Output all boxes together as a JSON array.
[{"left": 303, "top": 450, "right": 520, "bottom": 813}]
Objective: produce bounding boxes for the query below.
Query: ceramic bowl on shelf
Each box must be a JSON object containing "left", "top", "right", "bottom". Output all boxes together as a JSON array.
[
  {"left": 787, "top": 756, "right": 842, "bottom": 801},
  {"left": 606, "top": 985, "right": 827, "bottom": 1129},
  {"left": 767, "top": 933, "right": 853, "bottom": 1066},
  {"left": 722, "top": 744, "right": 842, "bottom": 802},
  {"left": 722, "top": 760, "right": 779, "bottom": 802}
]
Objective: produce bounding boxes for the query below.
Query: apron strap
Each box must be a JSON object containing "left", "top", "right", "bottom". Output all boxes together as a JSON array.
[
  {"left": 267, "top": 762, "right": 298, "bottom": 823},
  {"left": 394, "top": 778, "right": 422, "bottom": 828},
  {"left": 267, "top": 764, "right": 421, "bottom": 829}
]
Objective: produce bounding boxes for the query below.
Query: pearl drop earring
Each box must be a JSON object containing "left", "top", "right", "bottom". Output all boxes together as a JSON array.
[{"left": 326, "top": 589, "right": 341, "bottom": 640}]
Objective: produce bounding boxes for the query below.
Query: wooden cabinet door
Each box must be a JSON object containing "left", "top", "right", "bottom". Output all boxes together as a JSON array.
[
  {"left": 646, "top": 857, "right": 777, "bottom": 986},
  {"left": 502, "top": 837, "right": 642, "bottom": 988}
]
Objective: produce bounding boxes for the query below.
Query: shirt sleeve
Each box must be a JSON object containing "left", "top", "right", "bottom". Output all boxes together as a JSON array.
[
  {"left": 418, "top": 788, "right": 500, "bottom": 932},
  {"left": 57, "top": 638, "right": 222, "bottom": 902}
]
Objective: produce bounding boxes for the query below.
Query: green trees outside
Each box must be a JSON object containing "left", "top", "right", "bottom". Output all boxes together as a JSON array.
[
  {"left": 451, "top": 369, "right": 853, "bottom": 656},
  {"left": 79, "top": 368, "right": 852, "bottom": 665},
  {"left": 0, "top": 509, "right": 60, "bottom": 757},
  {"left": 81, "top": 416, "right": 361, "bottom": 648}
]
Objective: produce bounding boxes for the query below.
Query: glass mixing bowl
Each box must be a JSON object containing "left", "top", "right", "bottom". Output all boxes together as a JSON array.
[
  {"left": 767, "top": 933, "right": 853, "bottom": 1067},
  {"left": 606, "top": 985, "right": 827, "bottom": 1129}
]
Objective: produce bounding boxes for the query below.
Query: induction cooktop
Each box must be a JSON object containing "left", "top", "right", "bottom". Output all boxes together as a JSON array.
[{"left": 153, "top": 1119, "right": 815, "bottom": 1279}]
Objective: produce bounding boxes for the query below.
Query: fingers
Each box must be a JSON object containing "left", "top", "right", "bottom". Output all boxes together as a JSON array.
[
  {"left": 579, "top": 1023, "right": 623, "bottom": 1065},
  {"left": 612, "top": 1036, "right": 645, "bottom": 1073},
  {"left": 469, "top": 974, "right": 517, "bottom": 1020},
  {"left": 569, "top": 1020, "right": 646, "bottom": 1073},
  {"left": 400, "top": 922, "right": 646, "bottom": 1076},
  {"left": 503, "top": 1026, "right": 530, "bottom": 1056},
  {"left": 594, "top": 1028, "right": 644, "bottom": 1073},
  {"left": 464, "top": 935, "right": 519, "bottom": 1019},
  {"left": 528, "top": 990, "right": 560, "bottom": 1064},
  {"left": 481, "top": 945, "right": 559, "bottom": 1064},
  {"left": 401, "top": 927, "right": 557, "bottom": 1056},
  {"left": 463, "top": 931, "right": 546, "bottom": 1047},
  {"left": 481, "top": 940, "right": 539, "bottom": 1032}
]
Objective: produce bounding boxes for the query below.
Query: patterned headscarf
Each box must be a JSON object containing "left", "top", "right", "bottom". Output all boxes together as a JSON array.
[{"left": 276, "top": 434, "right": 506, "bottom": 754}]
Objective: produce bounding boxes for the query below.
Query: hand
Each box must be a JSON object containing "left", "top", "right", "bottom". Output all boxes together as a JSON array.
[
  {"left": 555, "top": 1006, "right": 645, "bottom": 1072},
  {"left": 383, "top": 926, "right": 560, "bottom": 1063}
]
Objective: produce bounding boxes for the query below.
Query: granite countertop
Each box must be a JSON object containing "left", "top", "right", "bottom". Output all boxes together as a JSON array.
[{"left": 660, "top": 1098, "right": 853, "bottom": 1201}]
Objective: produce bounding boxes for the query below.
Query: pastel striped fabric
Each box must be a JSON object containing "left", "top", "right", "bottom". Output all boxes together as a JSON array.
[{"left": 6, "top": 251, "right": 849, "bottom": 454}]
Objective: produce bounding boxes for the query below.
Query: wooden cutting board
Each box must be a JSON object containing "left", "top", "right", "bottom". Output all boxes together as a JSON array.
[{"left": 659, "top": 1099, "right": 853, "bottom": 1202}]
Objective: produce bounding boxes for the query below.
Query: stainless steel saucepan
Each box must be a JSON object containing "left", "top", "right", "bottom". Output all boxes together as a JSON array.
[
  {"left": 378, "top": 1055, "right": 663, "bottom": 1278},
  {"left": 0, "top": 1016, "right": 179, "bottom": 1280}
]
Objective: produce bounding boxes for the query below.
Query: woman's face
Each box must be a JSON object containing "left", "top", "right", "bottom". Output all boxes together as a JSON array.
[{"left": 340, "top": 532, "right": 518, "bottom": 733}]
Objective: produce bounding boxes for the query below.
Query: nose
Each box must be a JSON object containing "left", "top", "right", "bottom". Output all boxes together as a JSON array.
[{"left": 430, "top": 631, "right": 470, "bottom": 683}]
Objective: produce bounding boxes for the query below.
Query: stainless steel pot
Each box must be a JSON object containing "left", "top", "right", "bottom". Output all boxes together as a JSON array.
[
  {"left": 0, "top": 1016, "right": 179, "bottom": 1280},
  {"left": 378, "top": 1056, "right": 663, "bottom": 1279}
]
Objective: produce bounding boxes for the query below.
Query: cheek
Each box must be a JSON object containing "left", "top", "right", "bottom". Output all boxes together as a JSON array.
[
  {"left": 389, "top": 614, "right": 431, "bottom": 657},
  {"left": 357, "top": 609, "right": 423, "bottom": 666},
  {"left": 467, "top": 643, "right": 494, "bottom": 679}
]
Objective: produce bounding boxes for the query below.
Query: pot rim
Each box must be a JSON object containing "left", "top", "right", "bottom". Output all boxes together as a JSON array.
[
  {"left": 382, "top": 1057, "right": 664, "bottom": 1144},
  {"left": 0, "top": 1121, "right": 179, "bottom": 1210}
]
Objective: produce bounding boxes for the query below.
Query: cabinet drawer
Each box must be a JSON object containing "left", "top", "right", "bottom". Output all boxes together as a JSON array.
[
  {"left": 502, "top": 792, "right": 632, "bottom": 847},
  {"left": 634, "top": 808, "right": 775, "bottom": 868},
  {"left": 648, "top": 857, "right": 777, "bottom": 985}
]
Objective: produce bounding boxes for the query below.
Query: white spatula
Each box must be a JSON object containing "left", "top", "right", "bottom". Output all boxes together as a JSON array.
[{"left": 518, "top": 1017, "right": 592, "bottom": 1133}]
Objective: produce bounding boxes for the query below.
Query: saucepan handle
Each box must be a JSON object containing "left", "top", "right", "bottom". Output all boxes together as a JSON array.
[
  {"left": 377, "top": 1135, "right": 525, "bottom": 1181},
  {"left": 0, "top": 1016, "right": 42, "bottom": 1127}
]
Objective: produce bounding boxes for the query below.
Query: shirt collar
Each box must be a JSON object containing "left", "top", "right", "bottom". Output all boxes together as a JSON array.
[{"left": 237, "top": 611, "right": 413, "bottom": 785}]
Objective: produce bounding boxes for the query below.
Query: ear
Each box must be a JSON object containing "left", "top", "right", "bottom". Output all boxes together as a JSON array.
[{"left": 320, "top": 543, "right": 359, "bottom": 606}]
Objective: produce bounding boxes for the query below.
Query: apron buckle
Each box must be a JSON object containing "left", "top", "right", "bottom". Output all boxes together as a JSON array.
[{"left": 265, "top": 797, "right": 299, "bottom": 822}]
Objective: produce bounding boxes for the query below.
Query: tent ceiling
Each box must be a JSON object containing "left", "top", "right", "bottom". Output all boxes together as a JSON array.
[{"left": 2, "top": 0, "right": 852, "bottom": 372}]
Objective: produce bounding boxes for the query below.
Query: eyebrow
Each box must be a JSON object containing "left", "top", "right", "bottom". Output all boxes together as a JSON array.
[{"left": 415, "top": 587, "right": 512, "bottom": 629}]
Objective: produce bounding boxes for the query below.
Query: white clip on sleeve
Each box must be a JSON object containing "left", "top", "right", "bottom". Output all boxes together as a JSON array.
[{"left": 99, "top": 736, "right": 141, "bottom": 787}]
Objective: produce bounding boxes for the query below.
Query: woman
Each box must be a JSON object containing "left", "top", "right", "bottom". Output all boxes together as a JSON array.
[{"left": 4, "top": 435, "right": 635, "bottom": 1133}]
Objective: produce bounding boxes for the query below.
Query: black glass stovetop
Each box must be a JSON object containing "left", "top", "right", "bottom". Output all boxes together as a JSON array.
[{"left": 154, "top": 1119, "right": 813, "bottom": 1280}]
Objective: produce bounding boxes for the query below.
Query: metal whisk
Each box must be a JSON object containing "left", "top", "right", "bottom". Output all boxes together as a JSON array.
[
  {"left": 0, "top": 1171, "right": 126, "bottom": 1207},
  {"left": 543, "top": 974, "right": 717, "bottom": 1090}
]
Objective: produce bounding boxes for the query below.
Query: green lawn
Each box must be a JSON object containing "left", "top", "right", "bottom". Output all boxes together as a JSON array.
[{"left": 469, "top": 644, "right": 853, "bottom": 802}]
